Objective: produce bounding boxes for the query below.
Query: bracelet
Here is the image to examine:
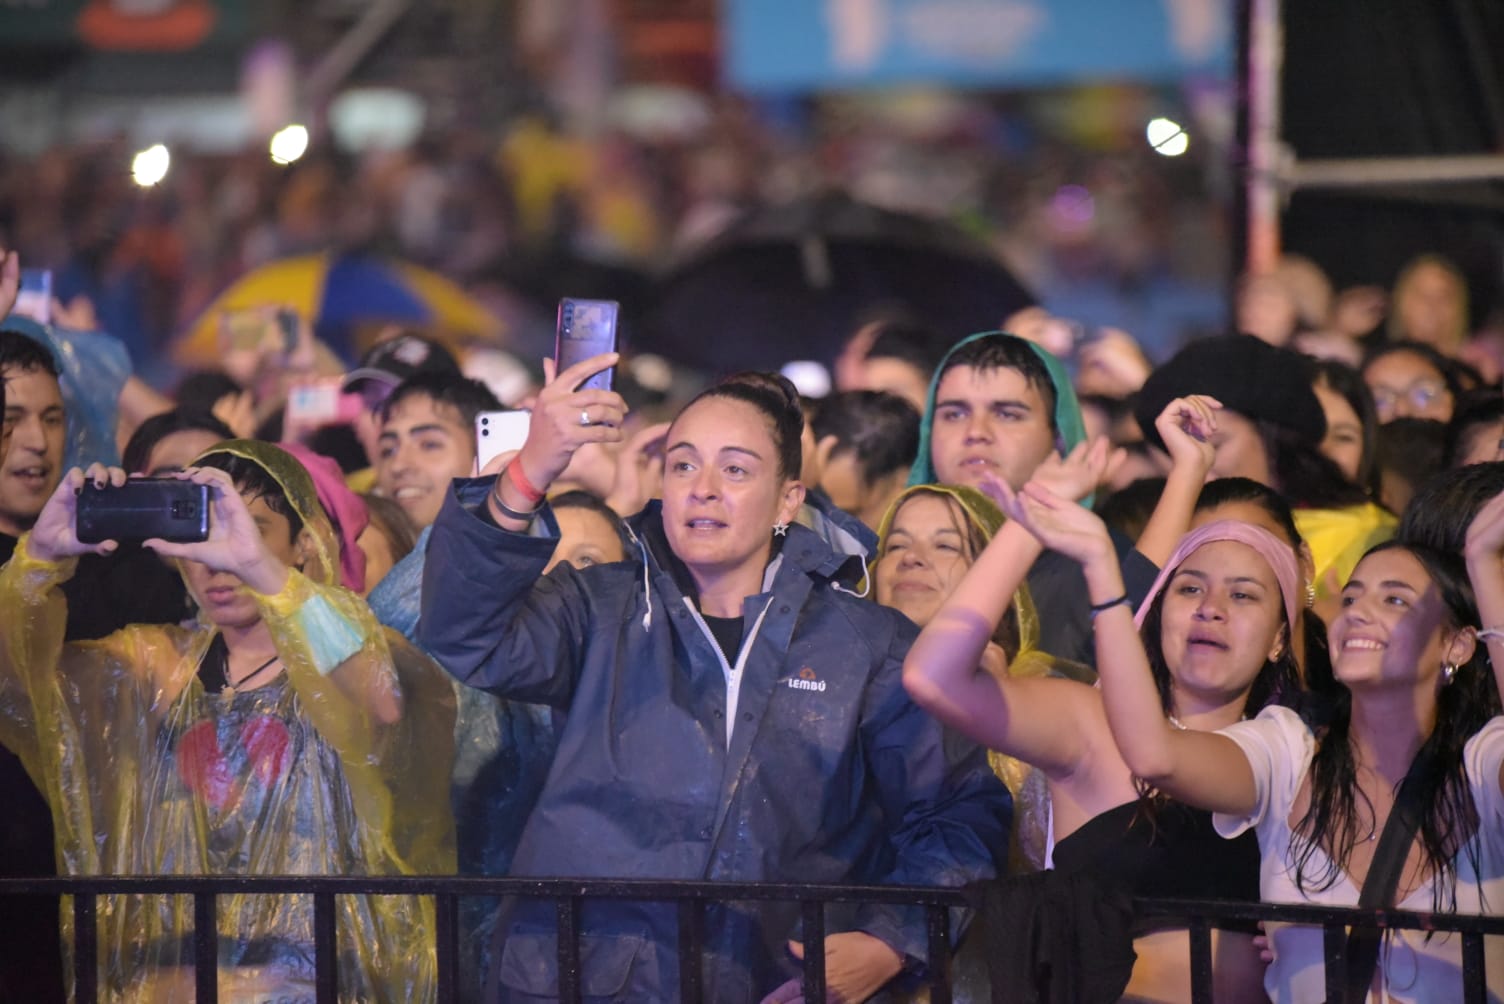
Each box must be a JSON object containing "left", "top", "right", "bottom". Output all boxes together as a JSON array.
[
  {"left": 1088, "top": 594, "right": 1131, "bottom": 620},
  {"left": 490, "top": 481, "right": 538, "bottom": 523},
  {"left": 1478, "top": 627, "right": 1504, "bottom": 644},
  {"left": 505, "top": 460, "right": 546, "bottom": 505}
]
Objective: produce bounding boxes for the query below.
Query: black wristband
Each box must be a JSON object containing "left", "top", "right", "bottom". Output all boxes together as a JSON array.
[{"left": 1088, "top": 594, "right": 1130, "bottom": 620}]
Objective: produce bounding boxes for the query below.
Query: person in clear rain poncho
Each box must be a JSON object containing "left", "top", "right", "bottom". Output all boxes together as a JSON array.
[{"left": 0, "top": 439, "right": 456, "bottom": 1002}]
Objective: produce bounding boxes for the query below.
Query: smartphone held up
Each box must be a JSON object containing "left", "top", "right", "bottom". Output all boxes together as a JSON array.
[
  {"left": 474, "top": 409, "right": 532, "bottom": 473},
  {"left": 76, "top": 479, "right": 211, "bottom": 545},
  {"left": 555, "top": 298, "right": 620, "bottom": 393}
]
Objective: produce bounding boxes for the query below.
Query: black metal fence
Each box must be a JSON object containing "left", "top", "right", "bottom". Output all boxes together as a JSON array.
[{"left": 0, "top": 875, "right": 1500, "bottom": 1003}]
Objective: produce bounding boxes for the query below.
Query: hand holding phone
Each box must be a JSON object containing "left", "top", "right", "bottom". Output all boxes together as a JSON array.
[
  {"left": 219, "top": 306, "right": 300, "bottom": 357},
  {"left": 77, "top": 478, "right": 211, "bottom": 545}
]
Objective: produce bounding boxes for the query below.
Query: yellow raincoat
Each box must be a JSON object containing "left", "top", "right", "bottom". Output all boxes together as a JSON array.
[
  {"left": 0, "top": 441, "right": 455, "bottom": 1002},
  {"left": 873, "top": 484, "right": 1066, "bottom": 874}
]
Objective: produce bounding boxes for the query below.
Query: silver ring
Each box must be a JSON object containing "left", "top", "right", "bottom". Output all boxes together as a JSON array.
[{"left": 579, "top": 409, "right": 591, "bottom": 427}]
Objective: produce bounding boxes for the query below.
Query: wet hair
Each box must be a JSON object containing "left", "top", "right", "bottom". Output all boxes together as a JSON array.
[
  {"left": 680, "top": 372, "right": 805, "bottom": 480},
  {"left": 1193, "top": 477, "right": 1331, "bottom": 690},
  {"left": 122, "top": 409, "right": 234, "bottom": 475},
  {"left": 810, "top": 390, "right": 920, "bottom": 487},
  {"left": 0, "top": 330, "right": 59, "bottom": 378},
  {"left": 382, "top": 372, "right": 502, "bottom": 429},
  {"left": 551, "top": 489, "right": 632, "bottom": 554},
  {"left": 1445, "top": 389, "right": 1504, "bottom": 468},
  {"left": 195, "top": 451, "right": 304, "bottom": 544},
  {"left": 1396, "top": 461, "right": 1504, "bottom": 553},
  {"left": 936, "top": 334, "right": 1058, "bottom": 434},
  {"left": 1291, "top": 540, "right": 1499, "bottom": 913},
  {"left": 1310, "top": 359, "right": 1381, "bottom": 496},
  {"left": 361, "top": 493, "right": 419, "bottom": 565}
]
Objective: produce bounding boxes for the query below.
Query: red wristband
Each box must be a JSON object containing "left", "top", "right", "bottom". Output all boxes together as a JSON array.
[{"left": 505, "top": 460, "right": 546, "bottom": 505}]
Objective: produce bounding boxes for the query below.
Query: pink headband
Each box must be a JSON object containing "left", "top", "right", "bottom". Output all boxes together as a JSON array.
[{"left": 1134, "top": 519, "right": 1301, "bottom": 632}]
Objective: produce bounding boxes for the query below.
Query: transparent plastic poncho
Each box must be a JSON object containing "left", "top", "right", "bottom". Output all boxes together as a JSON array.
[{"left": 0, "top": 441, "right": 457, "bottom": 1002}]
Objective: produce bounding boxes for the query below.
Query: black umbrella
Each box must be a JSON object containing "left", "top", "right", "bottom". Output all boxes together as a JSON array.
[{"left": 640, "top": 191, "right": 1035, "bottom": 373}]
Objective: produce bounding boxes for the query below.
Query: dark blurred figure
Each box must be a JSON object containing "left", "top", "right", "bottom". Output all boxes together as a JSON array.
[
  {"left": 1374, "top": 417, "right": 1448, "bottom": 513},
  {"left": 1445, "top": 389, "right": 1504, "bottom": 468}
]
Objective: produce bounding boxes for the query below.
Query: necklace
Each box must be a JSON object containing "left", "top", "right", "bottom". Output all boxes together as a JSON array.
[{"left": 223, "top": 653, "right": 280, "bottom": 699}]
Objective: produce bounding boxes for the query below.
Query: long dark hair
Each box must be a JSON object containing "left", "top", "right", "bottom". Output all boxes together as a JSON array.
[{"left": 1290, "top": 541, "right": 1500, "bottom": 912}]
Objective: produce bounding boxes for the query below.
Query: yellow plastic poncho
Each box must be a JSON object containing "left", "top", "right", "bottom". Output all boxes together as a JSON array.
[
  {"left": 0, "top": 440, "right": 456, "bottom": 1002},
  {"left": 873, "top": 484, "right": 1063, "bottom": 874}
]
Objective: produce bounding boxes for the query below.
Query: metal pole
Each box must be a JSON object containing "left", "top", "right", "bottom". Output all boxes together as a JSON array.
[
  {"left": 1246, "top": 0, "right": 1284, "bottom": 274},
  {"left": 1286, "top": 154, "right": 1504, "bottom": 189}
]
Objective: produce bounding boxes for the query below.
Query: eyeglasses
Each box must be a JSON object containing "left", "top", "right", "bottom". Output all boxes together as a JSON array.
[{"left": 1371, "top": 379, "right": 1447, "bottom": 420}]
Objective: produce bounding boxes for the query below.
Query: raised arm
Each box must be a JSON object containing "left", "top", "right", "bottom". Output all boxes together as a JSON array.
[
  {"left": 1134, "top": 395, "right": 1220, "bottom": 567},
  {"left": 903, "top": 446, "right": 1112, "bottom": 777},
  {"left": 1006, "top": 481, "right": 1260, "bottom": 816},
  {"left": 1464, "top": 489, "right": 1504, "bottom": 799}
]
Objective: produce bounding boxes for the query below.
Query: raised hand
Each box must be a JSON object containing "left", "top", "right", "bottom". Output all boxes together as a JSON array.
[
  {"left": 143, "top": 467, "right": 289, "bottom": 596},
  {"left": 1003, "top": 480, "right": 1114, "bottom": 567},
  {"left": 26, "top": 464, "right": 127, "bottom": 562},
  {"left": 1465, "top": 489, "right": 1504, "bottom": 567},
  {"left": 606, "top": 420, "right": 670, "bottom": 517},
  {"left": 513, "top": 353, "right": 628, "bottom": 492},
  {"left": 1155, "top": 394, "right": 1220, "bottom": 477},
  {"left": 0, "top": 247, "right": 17, "bottom": 319},
  {"left": 1030, "top": 436, "right": 1114, "bottom": 503}
]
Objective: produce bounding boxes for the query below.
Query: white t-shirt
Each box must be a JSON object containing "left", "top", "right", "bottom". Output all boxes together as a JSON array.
[{"left": 1215, "top": 705, "right": 1504, "bottom": 1004}]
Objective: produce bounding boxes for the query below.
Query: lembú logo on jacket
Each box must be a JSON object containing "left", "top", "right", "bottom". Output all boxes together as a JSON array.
[{"left": 786, "top": 667, "right": 827, "bottom": 692}]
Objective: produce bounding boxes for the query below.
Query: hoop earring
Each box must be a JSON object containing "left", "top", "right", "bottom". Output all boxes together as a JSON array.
[{"left": 1442, "top": 662, "right": 1458, "bottom": 685}]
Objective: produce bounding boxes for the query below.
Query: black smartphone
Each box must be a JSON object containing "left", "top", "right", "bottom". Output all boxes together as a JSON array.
[
  {"left": 555, "top": 298, "right": 620, "bottom": 392},
  {"left": 76, "top": 479, "right": 211, "bottom": 545}
]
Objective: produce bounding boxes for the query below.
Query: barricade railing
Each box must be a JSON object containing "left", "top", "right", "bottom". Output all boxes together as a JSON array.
[
  {"left": 0, "top": 875, "right": 968, "bottom": 1003},
  {"left": 1, "top": 876, "right": 1499, "bottom": 1003},
  {"left": 1138, "top": 896, "right": 1504, "bottom": 1004}
]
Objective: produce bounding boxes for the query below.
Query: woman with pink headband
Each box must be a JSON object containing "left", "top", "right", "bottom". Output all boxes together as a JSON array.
[{"left": 903, "top": 482, "right": 1300, "bottom": 1002}]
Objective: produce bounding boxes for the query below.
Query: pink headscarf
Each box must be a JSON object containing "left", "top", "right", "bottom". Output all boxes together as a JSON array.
[
  {"left": 1134, "top": 519, "right": 1301, "bottom": 632},
  {"left": 278, "top": 442, "right": 370, "bottom": 593}
]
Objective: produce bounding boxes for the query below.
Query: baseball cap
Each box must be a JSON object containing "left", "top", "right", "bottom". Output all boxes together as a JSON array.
[{"left": 343, "top": 334, "right": 461, "bottom": 396}]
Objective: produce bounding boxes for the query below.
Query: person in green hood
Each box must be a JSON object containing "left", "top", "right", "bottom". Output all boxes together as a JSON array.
[{"left": 909, "top": 332, "right": 1157, "bottom": 667}]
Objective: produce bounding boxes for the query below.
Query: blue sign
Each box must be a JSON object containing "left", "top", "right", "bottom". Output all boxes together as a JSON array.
[{"left": 724, "top": 0, "right": 1231, "bottom": 92}]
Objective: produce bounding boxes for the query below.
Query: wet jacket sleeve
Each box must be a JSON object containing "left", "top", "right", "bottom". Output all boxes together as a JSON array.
[
  {"left": 418, "top": 478, "right": 591, "bottom": 707},
  {"left": 853, "top": 619, "right": 1013, "bottom": 968}
]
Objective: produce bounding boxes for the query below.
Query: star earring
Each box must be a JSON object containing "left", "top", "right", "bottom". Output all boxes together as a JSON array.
[{"left": 773, "top": 522, "right": 790, "bottom": 537}]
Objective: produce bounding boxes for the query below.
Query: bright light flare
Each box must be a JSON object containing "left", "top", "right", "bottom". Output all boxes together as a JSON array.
[
  {"left": 270, "top": 124, "right": 309, "bottom": 165},
  {"left": 1146, "top": 117, "right": 1189, "bottom": 157},
  {"left": 131, "top": 143, "right": 171, "bottom": 186}
]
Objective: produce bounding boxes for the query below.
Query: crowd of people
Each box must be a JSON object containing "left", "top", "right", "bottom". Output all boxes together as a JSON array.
[{"left": 2, "top": 225, "right": 1504, "bottom": 1004}]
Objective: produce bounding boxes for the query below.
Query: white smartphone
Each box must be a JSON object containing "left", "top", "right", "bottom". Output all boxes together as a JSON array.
[{"left": 475, "top": 409, "right": 531, "bottom": 474}]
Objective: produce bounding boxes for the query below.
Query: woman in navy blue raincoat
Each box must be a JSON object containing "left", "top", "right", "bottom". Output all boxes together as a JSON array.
[{"left": 420, "top": 357, "right": 1011, "bottom": 1003}]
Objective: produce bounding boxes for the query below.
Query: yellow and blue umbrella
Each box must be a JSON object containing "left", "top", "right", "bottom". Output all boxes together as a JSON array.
[{"left": 177, "top": 252, "right": 504, "bottom": 365}]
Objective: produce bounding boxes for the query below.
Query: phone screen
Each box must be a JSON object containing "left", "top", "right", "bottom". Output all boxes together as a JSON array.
[
  {"left": 475, "top": 410, "right": 532, "bottom": 473},
  {"left": 555, "top": 299, "right": 620, "bottom": 392}
]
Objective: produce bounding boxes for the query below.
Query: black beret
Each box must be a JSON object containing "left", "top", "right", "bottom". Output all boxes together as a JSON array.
[{"left": 1135, "top": 334, "right": 1326, "bottom": 451}]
